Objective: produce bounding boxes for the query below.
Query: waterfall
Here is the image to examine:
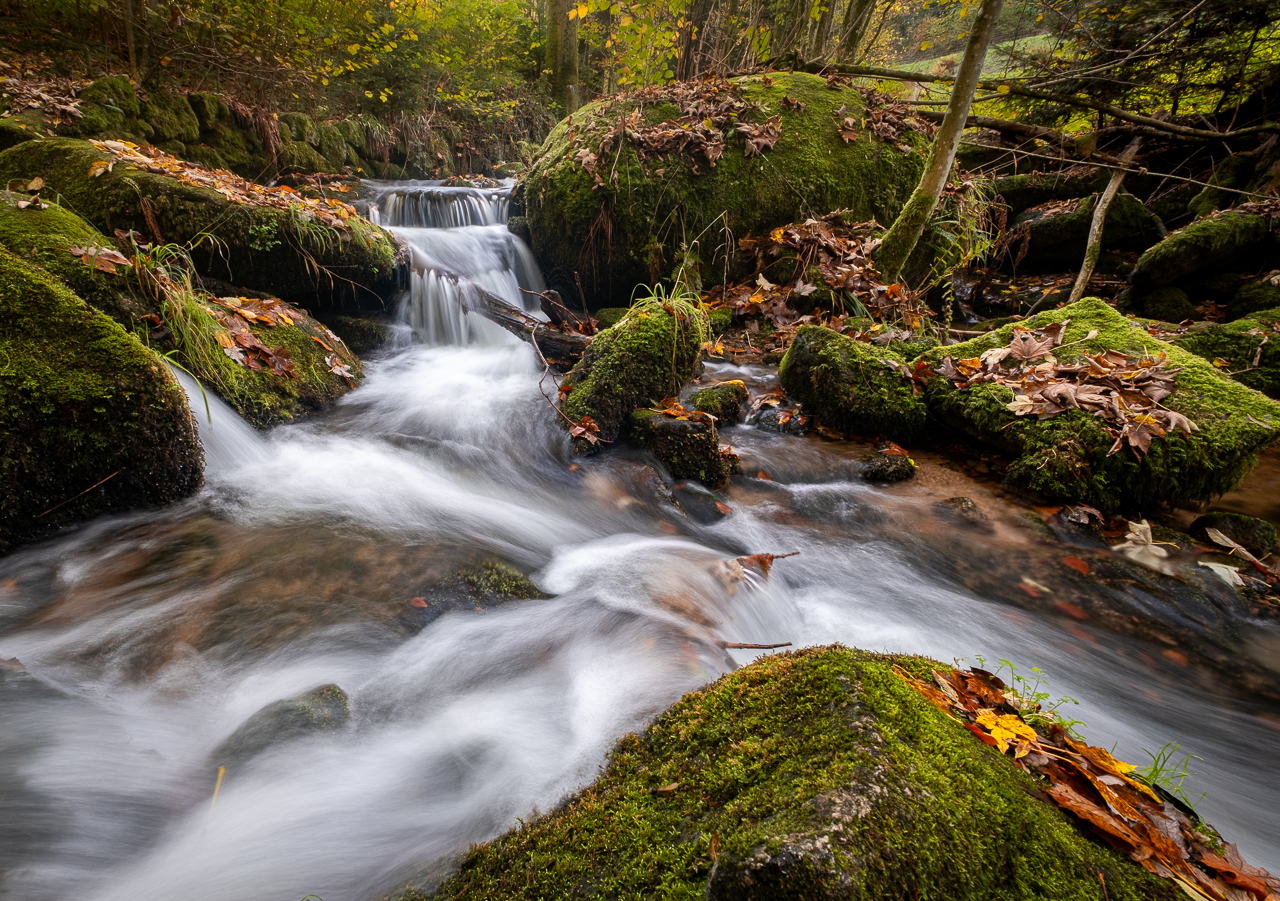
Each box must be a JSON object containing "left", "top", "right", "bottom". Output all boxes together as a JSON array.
[
  {"left": 168, "top": 364, "right": 267, "bottom": 474},
  {"left": 367, "top": 181, "right": 546, "bottom": 347}
]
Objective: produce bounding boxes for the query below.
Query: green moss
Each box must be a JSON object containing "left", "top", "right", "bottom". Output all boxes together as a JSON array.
[
  {"left": 417, "top": 646, "right": 1178, "bottom": 901},
  {"left": 0, "top": 117, "right": 35, "bottom": 151},
  {"left": 594, "top": 307, "right": 630, "bottom": 328},
  {"left": 188, "top": 93, "right": 230, "bottom": 130},
  {"left": 436, "top": 559, "right": 547, "bottom": 603},
  {"left": 560, "top": 296, "right": 708, "bottom": 444},
  {"left": 277, "top": 139, "right": 331, "bottom": 174},
  {"left": 1231, "top": 278, "right": 1280, "bottom": 319},
  {"left": 1130, "top": 211, "right": 1277, "bottom": 290},
  {"left": 1010, "top": 193, "right": 1159, "bottom": 272},
  {"left": 689, "top": 381, "right": 748, "bottom": 424},
  {"left": 280, "top": 112, "right": 317, "bottom": 146},
  {"left": 525, "top": 73, "right": 927, "bottom": 307},
  {"left": 316, "top": 313, "right": 390, "bottom": 356},
  {"left": 986, "top": 169, "right": 1110, "bottom": 217},
  {"left": 315, "top": 124, "right": 351, "bottom": 170},
  {"left": 73, "top": 76, "right": 144, "bottom": 140},
  {"left": 0, "top": 191, "right": 156, "bottom": 326},
  {"left": 1142, "top": 287, "right": 1198, "bottom": 323},
  {"left": 0, "top": 246, "right": 202, "bottom": 553},
  {"left": 1187, "top": 155, "right": 1255, "bottom": 219},
  {"left": 921, "top": 297, "right": 1280, "bottom": 512},
  {"left": 779, "top": 325, "right": 928, "bottom": 443},
  {"left": 1174, "top": 306, "right": 1280, "bottom": 399},
  {"left": 1188, "top": 511, "right": 1277, "bottom": 554},
  {"left": 0, "top": 138, "right": 397, "bottom": 309},
  {"left": 142, "top": 91, "right": 201, "bottom": 144},
  {"left": 630, "top": 409, "right": 731, "bottom": 487}
]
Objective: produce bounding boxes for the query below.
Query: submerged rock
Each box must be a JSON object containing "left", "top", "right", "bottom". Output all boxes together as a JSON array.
[
  {"left": 559, "top": 297, "right": 708, "bottom": 446},
  {"left": 523, "top": 73, "right": 928, "bottom": 307},
  {"left": 860, "top": 443, "right": 916, "bottom": 483},
  {"left": 921, "top": 298, "right": 1280, "bottom": 513},
  {"left": 778, "top": 325, "right": 927, "bottom": 443},
  {"left": 413, "top": 646, "right": 1179, "bottom": 901},
  {"left": 1174, "top": 306, "right": 1280, "bottom": 399},
  {"left": 0, "top": 247, "right": 202, "bottom": 553},
  {"left": 0, "top": 138, "right": 398, "bottom": 310},
  {"left": 212, "top": 684, "right": 350, "bottom": 771},
  {"left": 630, "top": 410, "right": 732, "bottom": 488}
]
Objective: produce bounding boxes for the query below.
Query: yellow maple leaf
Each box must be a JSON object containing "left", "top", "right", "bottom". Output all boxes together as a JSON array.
[{"left": 976, "top": 708, "right": 1037, "bottom": 754}]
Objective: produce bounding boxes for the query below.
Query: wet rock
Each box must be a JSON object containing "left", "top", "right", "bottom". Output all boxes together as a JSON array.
[
  {"left": 0, "top": 138, "right": 398, "bottom": 310},
  {"left": 753, "top": 406, "right": 810, "bottom": 435},
  {"left": 523, "top": 73, "right": 927, "bottom": 308},
  {"left": 1173, "top": 305, "right": 1280, "bottom": 399},
  {"left": 1009, "top": 193, "right": 1160, "bottom": 273},
  {"left": 860, "top": 444, "right": 916, "bottom": 483},
  {"left": 421, "top": 647, "right": 1181, "bottom": 901},
  {"left": 790, "top": 488, "right": 888, "bottom": 530},
  {"left": 317, "top": 313, "right": 393, "bottom": 357},
  {"left": 0, "top": 247, "right": 202, "bottom": 554},
  {"left": 403, "top": 559, "right": 549, "bottom": 630},
  {"left": 212, "top": 684, "right": 349, "bottom": 770},
  {"left": 631, "top": 410, "right": 731, "bottom": 488},
  {"left": 1189, "top": 512, "right": 1278, "bottom": 555},
  {"left": 671, "top": 481, "right": 730, "bottom": 523},
  {"left": 920, "top": 298, "right": 1280, "bottom": 513},
  {"left": 986, "top": 169, "right": 1111, "bottom": 218},
  {"left": 689, "top": 381, "right": 748, "bottom": 425},
  {"left": 779, "top": 325, "right": 927, "bottom": 443},
  {"left": 932, "top": 496, "right": 990, "bottom": 529},
  {"left": 559, "top": 296, "right": 708, "bottom": 446}
]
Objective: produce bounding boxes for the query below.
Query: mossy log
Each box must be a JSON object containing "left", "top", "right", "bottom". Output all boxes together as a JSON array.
[
  {"left": 559, "top": 298, "right": 708, "bottom": 445},
  {"left": 779, "top": 325, "right": 928, "bottom": 443},
  {"left": 1174, "top": 306, "right": 1280, "bottom": 399},
  {"left": 524, "top": 73, "right": 928, "bottom": 308},
  {"left": 920, "top": 298, "right": 1280, "bottom": 513},
  {"left": 0, "top": 138, "right": 398, "bottom": 311},
  {"left": 412, "top": 646, "right": 1179, "bottom": 901},
  {"left": 0, "top": 247, "right": 202, "bottom": 553}
]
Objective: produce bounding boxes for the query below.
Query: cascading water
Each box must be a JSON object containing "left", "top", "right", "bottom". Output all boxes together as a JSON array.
[
  {"left": 2, "top": 184, "right": 1279, "bottom": 900},
  {"left": 367, "top": 181, "right": 546, "bottom": 347}
]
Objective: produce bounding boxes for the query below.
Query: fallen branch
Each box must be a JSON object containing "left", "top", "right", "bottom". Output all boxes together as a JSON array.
[
  {"left": 1067, "top": 136, "right": 1144, "bottom": 305},
  {"left": 469, "top": 289, "right": 592, "bottom": 371},
  {"left": 721, "top": 641, "right": 793, "bottom": 649},
  {"left": 36, "top": 471, "right": 119, "bottom": 518}
]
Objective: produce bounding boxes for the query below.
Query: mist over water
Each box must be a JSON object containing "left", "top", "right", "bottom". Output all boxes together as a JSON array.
[{"left": 2, "top": 184, "right": 1278, "bottom": 901}]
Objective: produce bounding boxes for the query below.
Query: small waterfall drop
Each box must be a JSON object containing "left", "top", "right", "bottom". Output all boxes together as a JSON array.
[
  {"left": 168, "top": 364, "right": 266, "bottom": 474},
  {"left": 368, "top": 181, "right": 546, "bottom": 347}
]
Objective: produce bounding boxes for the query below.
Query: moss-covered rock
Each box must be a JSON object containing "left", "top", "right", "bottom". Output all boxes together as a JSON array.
[
  {"left": 416, "top": 646, "right": 1179, "bottom": 901},
  {"left": 1188, "top": 511, "right": 1277, "bottom": 555},
  {"left": 779, "top": 325, "right": 927, "bottom": 443},
  {"left": 1232, "top": 277, "right": 1280, "bottom": 319},
  {"left": 316, "top": 313, "right": 391, "bottom": 356},
  {"left": 689, "top": 381, "right": 748, "bottom": 424},
  {"left": 1173, "top": 306, "right": 1280, "bottom": 399},
  {"left": 631, "top": 409, "right": 731, "bottom": 487},
  {"left": 1142, "top": 286, "right": 1199, "bottom": 323},
  {"left": 1010, "top": 193, "right": 1160, "bottom": 273},
  {"left": 74, "top": 75, "right": 148, "bottom": 142},
  {"left": 559, "top": 297, "right": 708, "bottom": 445},
  {"left": 524, "top": 73, "right": 928, "bottom": 307},
  {"left": 921, "top": 298, "right": 1280, "bottom": 513},
  {"left": 1187, "top": 155, "right": 1256, "bottom": 219},
  {"left": 0, "top": 138, "right": 398, "bottom": 310},
  {"left": 0, "top": 191, "right": 156, "bottom": 326},
  {"left": 1129, "top": 210, "right": 1277, "bottom": 291},
  {"left": 0, "top": 247, "right": 202, "bottom": 553},
  {"left": 211, "top": 683, "right": 349, "bottom": 771},
  {"left": 593, "top": 307, "right": 630, "bottom": 329},
  {"left": 188, "top": 93, "right": 231, "bottom": 131},
  {"left": 277, "top": 139, "right": 329, "bottom": 174},
  {"left": 141, "top": 91, "right": 201, "bottom": 144},
  {"left": 987, "top": 169, "right": 1111, "bottom": 218},
  {"left": 0, "top": 117, "right": 36, "bottom": 151}
]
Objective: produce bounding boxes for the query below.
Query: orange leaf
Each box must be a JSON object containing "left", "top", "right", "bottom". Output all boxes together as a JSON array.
[
  {"left": 410, "top": 597, "right": 428, "bottom": 607},
  {"left": 1062, "top": 555, "right": 1090, "bottom": 575}
]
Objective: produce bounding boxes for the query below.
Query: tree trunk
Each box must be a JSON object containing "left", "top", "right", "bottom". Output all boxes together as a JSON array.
[
  {"left": 123, "top": 0, "right": 139, "bottom": 80},
  {"left": 874, "top": 0, "right": 1006, "bottom": 283},
  {"left": 1067, "top": 136, "right": 1143, "bottom": 304},
  {"left": 546, "top": 0, "right": 580, "bottom": 115}
]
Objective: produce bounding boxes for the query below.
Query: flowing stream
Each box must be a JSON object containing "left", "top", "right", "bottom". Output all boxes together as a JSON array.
[{"left": 1, "top": 182, "right": 1278, "bottom": 901}]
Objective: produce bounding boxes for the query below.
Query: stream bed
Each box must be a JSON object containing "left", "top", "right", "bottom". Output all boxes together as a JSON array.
[{"left": 1, "top": 183, "right": 1278, "bottom": 901}]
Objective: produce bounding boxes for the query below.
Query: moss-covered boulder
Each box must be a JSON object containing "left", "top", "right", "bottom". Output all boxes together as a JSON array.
[
  {"left": 141, "top": 91, "right": 201, "bottom": 145},
  {"left": 779, "top": 325, "right": 927, "bottom": 443},
  {"left": 1188, "top": 511, "right": 1277, "bottom": 555},
  {"left": 0, "top": 247, "right": 202, "bottom": 553},
  {"left": 0, "top": 138, "right": 398, "bottom": 310},
  {"left": 0, "top": 191, "right": 154, "bottom": 326},
  {"left": 212, "top": 683, "right": 349, "bottom": 772},
  {"left": 74, "top": 76, "right": 152, "bottom": 144},
  {"left": 1009, "top": 193, "right": 1160, "bottom": 272},
  {"left": 631, "top": 409, "right": 732, "bottom": 487},
  {"left": 1141, "top": 286, "right": 1199, "bottom": 322},
  {"left": 1129, "top": 210, "right": 1278, "bottom": 292},
  {"left": 921, "top": 298, "right": 1280, "bottom": 513},
  {"left": 1173, "top": 306, "right": 1280, "bottom": 399},
  {"left": 524, "top": 73, "right": 928, "bottom": 308},
  {"left": 559, "top": 297, "right": 708, "bottom": 445},
  {"left": 416, "top": 646, "right": 1178, "bottom": 901},
  {"left": 689, "top": 380, "right": 748, "bottom": 425},
  {"left": 987, "top": 169, "right": 1111, "bottom": 218},
  {"left": 1232, "top": 276, "right": 1280, "bottom": 319}
]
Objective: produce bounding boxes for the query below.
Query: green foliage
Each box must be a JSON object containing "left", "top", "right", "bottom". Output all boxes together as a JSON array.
[{"left": 1135, "top": 743, "right": 1205, "bottom": 809}]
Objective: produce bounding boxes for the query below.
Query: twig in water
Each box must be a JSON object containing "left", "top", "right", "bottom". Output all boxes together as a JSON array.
[
  {"left": 530, "top": 324, "right": 612, "bottom": 441},
  {"left": 721, "top": 641, "right": 793, "bottom": 649}
]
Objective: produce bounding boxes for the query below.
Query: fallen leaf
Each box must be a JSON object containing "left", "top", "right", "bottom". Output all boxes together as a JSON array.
[{"left": 1062, "top": 556, "right": 1090, "bottom": 575}]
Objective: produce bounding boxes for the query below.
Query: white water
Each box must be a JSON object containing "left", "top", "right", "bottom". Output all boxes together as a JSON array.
[{"left": 2, "top": 192, "right": 1279, "bottom": 901}]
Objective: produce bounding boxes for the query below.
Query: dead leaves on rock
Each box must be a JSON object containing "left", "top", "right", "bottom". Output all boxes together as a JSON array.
[
  {"left": 86, "top": 140, "right": 360, "bottom": 233},
  {"left": 0, "top": 68, "right": 88, "bottom": 126},
  {"left": 63, "top": 244, "right": 131, "bottom": 274},
  {"left": 936, "top": 321, "right": 1195, "bottom": 460},
  {"left": 897, "top": 664, "right": 1280, "bottom": 901}
]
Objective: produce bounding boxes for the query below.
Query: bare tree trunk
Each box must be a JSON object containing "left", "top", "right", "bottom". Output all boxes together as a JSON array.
[
  {"left": 123, "top": 0, "right": 139, "bottom": 80},
  {"left": 1067, "top": 136, "right": 1143, "bottom": 304},
  {"left": 546, "top": 0, "right": 580, "bottom": 114},
  {"left": 874, "top": 0, "right": 1006, "bottom": 283}
]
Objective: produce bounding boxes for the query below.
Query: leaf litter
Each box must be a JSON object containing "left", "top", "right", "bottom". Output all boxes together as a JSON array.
[{"left": 896, "top": 664, "right": 1280, "bottom": 901}]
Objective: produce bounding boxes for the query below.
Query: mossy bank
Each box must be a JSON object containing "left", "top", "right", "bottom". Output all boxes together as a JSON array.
[
  {"left": 406, "top": 646, "right": 1177, "bottom": 901},
  {"left": 0, "top": 246, "right": 202, "bottom": 553},
  {"left": 523, "top": 73, "right": 928, "bottom": 308}
]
